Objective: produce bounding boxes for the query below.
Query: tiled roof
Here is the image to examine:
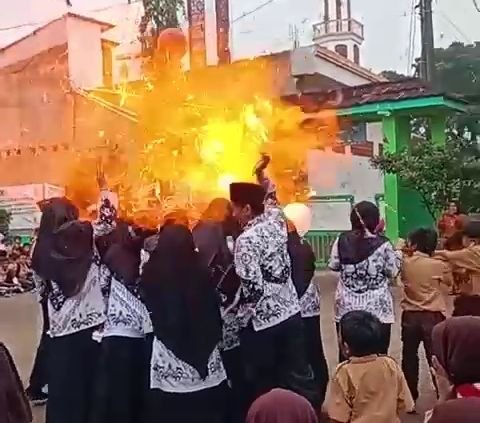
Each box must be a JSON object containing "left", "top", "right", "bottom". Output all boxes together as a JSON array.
[{"left": 283, "top": 78, "right": 467, "bottom": 111}]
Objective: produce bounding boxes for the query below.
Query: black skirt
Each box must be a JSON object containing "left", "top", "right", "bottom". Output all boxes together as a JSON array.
[
  {"left": 91, "top": 335, "right": 152, "bottom": 423},
  {"left": 46, "top": 328, "right": 101, "bottom": 423},
  {"left": 146, "top": 381, "right": 228, "bottom": 423}
]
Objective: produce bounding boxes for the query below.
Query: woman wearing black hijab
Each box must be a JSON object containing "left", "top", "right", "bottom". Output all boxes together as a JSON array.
[
  {"left": 30, "top": 184, "right": 117, "bottom": 423},
  {"left": 328, "top": 201, "right": 401, "bottom": 361},
  {"left": 91, "top": 222, "right": 153, "bottom": 423},
  {"left": 141, "top": 224, "right": 228, "bottom": 423}
]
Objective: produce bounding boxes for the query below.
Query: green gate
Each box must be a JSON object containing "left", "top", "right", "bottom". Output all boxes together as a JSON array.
[{"left": 305, "top": 230, "right": 341, "bottom": 269}]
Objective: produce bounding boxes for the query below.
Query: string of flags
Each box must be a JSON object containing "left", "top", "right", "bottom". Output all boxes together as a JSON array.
[{"left": 0, "top": 142, "right": 123, "bottom": 159}]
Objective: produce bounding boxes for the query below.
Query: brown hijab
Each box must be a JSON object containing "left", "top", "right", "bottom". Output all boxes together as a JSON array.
[
  {"left": 432, "top": 317, "right": 480, "bottom": 386},
  {"left": 246, "top": 389, "right": 318, "bottom": 423},
  {"left": 0, "top": 343, "right": 32, "bottom": 423},
  {"left": 427, "top": 398, "right": 480, "bottom": 423}
]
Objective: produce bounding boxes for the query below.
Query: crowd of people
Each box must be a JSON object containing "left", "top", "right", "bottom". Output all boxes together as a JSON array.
[
  {"left": 0, "top": 236, "right": 34, "bottom": 296},
  {"left": 2, "top": 155, "right": 480, "bottom": 423}
]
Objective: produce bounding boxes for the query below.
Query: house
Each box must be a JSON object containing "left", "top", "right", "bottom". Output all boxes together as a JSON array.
[{"left": 0, "top": 0, "right": 387, "bottom": 229}]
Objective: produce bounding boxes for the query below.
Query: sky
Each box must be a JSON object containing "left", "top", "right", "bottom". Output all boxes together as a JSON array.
[{"left": 0, "top": 0, "right": 479, "bottom": 74}]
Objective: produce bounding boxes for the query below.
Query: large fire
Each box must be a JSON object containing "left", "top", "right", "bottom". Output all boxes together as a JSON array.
[{"left": 66, "top": 45, "right": 338, "bottom": 222}]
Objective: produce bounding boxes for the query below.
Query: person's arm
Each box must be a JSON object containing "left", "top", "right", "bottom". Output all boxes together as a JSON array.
[
  {"left": 439, "top": 248, "right": 479, "bottom": 273},
  {"left": 234, "top": 234, "right": 264, "bottom": 327},
  {"left": 325, "top": 373, "right": 352, "bottom": 423},
  {"left": 92, "top": 169, "right": 117, "bottom": 237},
  {"left": 328, "top": 237, "right": 341, "bottom": 272},
  {"left": 384, "top": 242, "right": 402, "bottom": 279}
]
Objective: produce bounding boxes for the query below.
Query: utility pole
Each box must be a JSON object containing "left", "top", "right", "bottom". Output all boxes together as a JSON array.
[{"left": 419, "top": 0, "right": 436, "bottom": 85}]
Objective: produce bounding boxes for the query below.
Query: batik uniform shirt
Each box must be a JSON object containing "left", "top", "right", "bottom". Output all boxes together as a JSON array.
[
  {"left": 103, "top": 275, "right": 153, "bottom": 339},
  {"left": 39, "top": 190, "right": 117, "bottom": 338},
  {"left": 234, "top": 205, "right": 301, "bottom": 332},
  {"left": 300, "top": 282, "right": 321, "bottom": 318},
  {"left": 329, "top": 238, "right": 401, "bottom": 324},
  {"left": 150, "top": 337, "right": 227, "bottom": 393}
]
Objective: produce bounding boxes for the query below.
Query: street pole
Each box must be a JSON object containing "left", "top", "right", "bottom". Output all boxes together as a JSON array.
[{"left": 419, "top": 0, "right": 436, "bottom": 85}]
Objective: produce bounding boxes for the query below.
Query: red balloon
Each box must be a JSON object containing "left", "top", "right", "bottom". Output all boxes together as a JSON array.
[{"left": 157, "top": 28, "right": 187, "bottom": 57}]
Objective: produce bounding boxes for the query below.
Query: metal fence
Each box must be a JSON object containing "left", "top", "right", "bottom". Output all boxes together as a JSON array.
[{"left": 305, "top": 230, "right": 341, "bottom": 269}]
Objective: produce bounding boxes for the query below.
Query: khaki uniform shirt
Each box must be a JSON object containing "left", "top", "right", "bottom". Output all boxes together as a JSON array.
[
  {"left": 444, "top": 246, "right": 480, "bottom": 296},
  {"left": 326, "top": 355, "right": 414, "bottom": 423},
  {"left": 401, "top": 252, "right": 453, "bottom": 314}
]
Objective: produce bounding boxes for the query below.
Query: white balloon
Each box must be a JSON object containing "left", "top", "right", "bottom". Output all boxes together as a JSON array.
[{"left": 283, "top": 203, "right": 312, "bottom": 237}]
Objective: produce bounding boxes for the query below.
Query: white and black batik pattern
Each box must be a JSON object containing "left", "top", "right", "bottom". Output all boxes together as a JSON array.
[
  {"left": 329, "top": 238, "right": 401, "bottom": 324},
  {"left": 103, "top": 277, "right": 153, "bottom": 339},
  {"left": 46, "top": 192, "right": 117, "bottom": 338},
  {"left": 48, "top": 263, "right": 107, "bottom": 337},
  {"left": 300, "top": 282, "right": 321, "bottom": 318},
  {"left": 150, "top": 337, "right": 227, "bottom": 394},
  {"left": 234, "top": 206, "right": 300, "bottom": 331}
]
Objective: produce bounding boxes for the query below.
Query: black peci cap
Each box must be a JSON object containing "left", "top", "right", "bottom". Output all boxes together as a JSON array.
[{"left": 229, "top": 182, "right": 265, "bottom": 208}]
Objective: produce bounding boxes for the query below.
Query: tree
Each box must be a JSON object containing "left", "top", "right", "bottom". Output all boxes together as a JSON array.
[{"left": 371, "top": 135, "right": 480, "bottom": 218}]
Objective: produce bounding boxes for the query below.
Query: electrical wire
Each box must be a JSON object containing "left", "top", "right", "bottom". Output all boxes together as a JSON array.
[
  {"left": 473, "top": 0, "right": 480, "bottom": 12},
  {"left": 231, "top": 0, "right": 277, "bottom": 23},
  {"left": 0, "top": 0, "right": 142, "bottom": 33}
]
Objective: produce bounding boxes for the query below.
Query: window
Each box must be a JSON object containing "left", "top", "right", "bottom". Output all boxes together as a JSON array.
[
  {"left": 353, "top": 45, "right": 360, "bottom": 64},
  {"left": 335, "top": 44, "right": 348, "bottom": 58}
]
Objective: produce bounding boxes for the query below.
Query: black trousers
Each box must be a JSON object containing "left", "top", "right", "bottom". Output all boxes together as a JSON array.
[
  {"left": 240, "top": 313, "right": 319, "bottom": 408},
  {"left": 91, "top": 336, "right": 152, "bottom": 423},
  {"left": 147, "top": 381, "right": 228, "bottom": 423},
  {"left": 28, "top": 300, "right": 50, "bottom": 395},
  {"left": 336, "top": 322, "right": 391, "bottom": 363},
  {"left": 303, "top": 316, "right": 329, "bottom": 404},
  {"left": 46, "top": 328, "right": 100, "bottom": 423},
  {"left": 221, "top": 347, "right": 249, "bottom": 423},
  {"left": 401, "top": 311, "right": 445, "bottom": 400}
]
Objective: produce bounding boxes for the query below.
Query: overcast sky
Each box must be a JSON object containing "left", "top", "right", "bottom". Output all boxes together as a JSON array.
[{"left": 1, "top": 0, "right": 479, "bottom": 73}]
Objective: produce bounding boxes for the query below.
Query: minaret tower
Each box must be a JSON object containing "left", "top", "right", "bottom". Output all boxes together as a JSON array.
[{"left": 312, "top": 0, "right": 364, "bottom": 64}]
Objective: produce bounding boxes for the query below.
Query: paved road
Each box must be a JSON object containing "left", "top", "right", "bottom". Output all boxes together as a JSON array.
[{"left": 0, "top": 272, "right": 436, "bottom": 423}]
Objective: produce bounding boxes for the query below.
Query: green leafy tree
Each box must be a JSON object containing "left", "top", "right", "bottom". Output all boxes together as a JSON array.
[{"left": 371, "top": 135, "right": 480, "bottom": 218}]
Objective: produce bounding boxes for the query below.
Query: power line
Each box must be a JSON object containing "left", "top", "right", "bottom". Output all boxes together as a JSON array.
[
  {"left": 231, "top": 0, "right": 277, "bottom": 24},
  {"left": 473, "top": 0, "right": 480, "bottom": 12},
  {"left": 436, "top": 10, "right": 471, "bottom": 43},
  {"left": 0, "top": 0, "right": 142, "bottom": 33}
]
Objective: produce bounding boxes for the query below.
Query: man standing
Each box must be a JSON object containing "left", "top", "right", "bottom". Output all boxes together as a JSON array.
[{"left": 229, "top": 179, "right": 317, "bottom": 407}]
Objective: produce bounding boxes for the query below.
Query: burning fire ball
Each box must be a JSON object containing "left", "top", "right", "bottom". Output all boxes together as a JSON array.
[{"left": 156, "top": 28, "right": 187, "bottom": 59}]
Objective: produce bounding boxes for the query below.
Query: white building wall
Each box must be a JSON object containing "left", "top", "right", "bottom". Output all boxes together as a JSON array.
[
  {"left": 0, "top": 19, "right": 67, "bottom": 69},
  {"left": 66, "top": 16, "right": 104, "bottom": 89},
  {"left": 307, "top": 147, "right": 383, "bottom": 230}
]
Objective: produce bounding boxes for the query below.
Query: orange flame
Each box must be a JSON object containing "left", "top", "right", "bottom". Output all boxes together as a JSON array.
[{"left": 66, "top": 57, "right": 338, "bottom": 218}]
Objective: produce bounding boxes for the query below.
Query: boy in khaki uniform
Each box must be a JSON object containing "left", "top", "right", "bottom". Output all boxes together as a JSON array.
[
  {"left": 401, "top": 228, "right": 453, "bottom": 405},
  {"left": 326, "top": 311, "right": 414, "bottom": 423},
  {"left": 437, "top": 221, "right": 480, "bottom": 316}
]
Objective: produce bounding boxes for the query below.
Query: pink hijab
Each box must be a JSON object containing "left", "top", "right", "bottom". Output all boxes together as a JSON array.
[{"left": 246, "top": 389, "right": 318, "bottom": 423}]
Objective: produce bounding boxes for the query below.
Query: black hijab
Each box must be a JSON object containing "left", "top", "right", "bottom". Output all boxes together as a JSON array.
[
  {"left": 102, "top": 223, "right": 143, "bottom": 289},
  {"left": 45, "top": 220, "right": 94, "bottom": 297},
  {"left": 287, "top": 230, "right": 316, "bottom": 298},
  {"left": 140, "top": 224, "right": 222, "bottom": 378},
  {"left": 31, "top": 197, "right": 82, "bottom": 295},
  {"left": 338, "top": 201, "right": 388, "bottom": 265}
]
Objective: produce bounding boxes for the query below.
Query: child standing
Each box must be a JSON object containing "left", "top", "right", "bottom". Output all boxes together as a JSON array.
[
  {"left": 326, "top": 310, "right": 413, "bottom": 423},
  {"left": 437, "top": 221, "right": 480, "bottom": 316},
  {"left": 400, "top": 228, "right": 453, "bottom": 406}
]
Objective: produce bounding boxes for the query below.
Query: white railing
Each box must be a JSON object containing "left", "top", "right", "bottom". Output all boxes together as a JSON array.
[{"left": 313, "top": 18, "right": 364, "bottom": 40}]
